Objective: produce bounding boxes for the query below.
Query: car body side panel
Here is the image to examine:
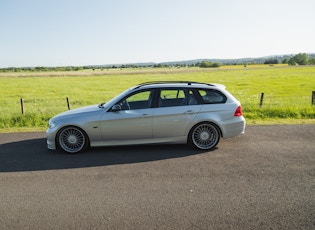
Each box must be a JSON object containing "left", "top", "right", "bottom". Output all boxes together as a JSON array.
[
  {"left": 89, "top": 136, "right": 186, "bottom": 147},
  {"left": 46, "top": 112, "right": 102, "bottom": 150},
  {"left": 152, "top": 105, "right": 202, "bottom": 138},
  {"left": 184, "top": 103, "right": 244, "bottom": 138},
  {"left": 100, "top": 109, "right": 153, "bottom": 140}
]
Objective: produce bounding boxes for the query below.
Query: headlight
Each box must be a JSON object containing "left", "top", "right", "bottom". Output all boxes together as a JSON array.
[{"left": 48, "top": 120, "right": 58, "bottom": 129}]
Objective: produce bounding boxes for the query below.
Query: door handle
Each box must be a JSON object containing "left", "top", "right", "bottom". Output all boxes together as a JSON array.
[
  {"left": 142, "top": 114, "right": 151, "bottom": 117},
  {"left": 185, "top": 110, "right": 194, "bottom": 114}
]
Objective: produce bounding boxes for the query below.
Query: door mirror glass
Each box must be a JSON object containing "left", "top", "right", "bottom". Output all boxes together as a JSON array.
[{"left": 111, "top": 104, "right": 122, "bottom": 112}]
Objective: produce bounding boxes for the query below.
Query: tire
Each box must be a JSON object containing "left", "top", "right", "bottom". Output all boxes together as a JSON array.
[
  {"left": 57, "top": 126, "right": 89, "bottom": 154},
  {"left": 189, "top": 122, "right": 220, "bottom": 150}
]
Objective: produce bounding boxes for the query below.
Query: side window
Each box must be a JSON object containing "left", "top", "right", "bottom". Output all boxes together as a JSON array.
[
  {"left": 198, "top": 89, "right": 227, "bottom": 104},
  {"left": 159, "top": 89, "right": 198, "bottom": 107},
  {"left": 185, "top": 90, "right": 198, "bottom": 105},
  {"left": 159, "top": 89, "right": 186, "bottom": 107},
  {"left": 160, "top": 89, "right": 185, "bottom": 100},
  {"left": 119, "top": 90, "right": 152, "bottom": 110}
]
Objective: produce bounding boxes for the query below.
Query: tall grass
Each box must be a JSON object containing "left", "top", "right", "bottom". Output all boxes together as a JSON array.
[{"left": 1, "top": 65, "right": 314, "bottom": 131}]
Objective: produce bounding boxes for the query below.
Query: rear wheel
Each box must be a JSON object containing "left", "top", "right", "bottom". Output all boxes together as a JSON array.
[
  {"left": 189, "top": 122, "right": 220, "bottom": 150},
  {"left": 57, "top": 126, "right": 89, "bottom": 154}
]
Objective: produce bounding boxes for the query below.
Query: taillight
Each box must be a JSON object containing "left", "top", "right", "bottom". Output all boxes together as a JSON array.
[{"left": 234, "top": 105, "right": 243, "bottom": 116}]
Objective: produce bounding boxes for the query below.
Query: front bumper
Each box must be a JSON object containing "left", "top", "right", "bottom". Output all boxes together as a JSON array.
[{"left": 46, "top": 127, "right": 57, "bottom": 150}]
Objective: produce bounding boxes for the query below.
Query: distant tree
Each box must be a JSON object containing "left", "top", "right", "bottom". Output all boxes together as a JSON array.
[
  {"left": 199, "top": 61, "right": 221, "bottom": 68},
  {"left": 199, "top": 61, "right": 212, "bottom": 68},
  {"left": 309, "top": 57, "right": 315, "bottom": 65},
  {"left": 294, "top": 53, "right": 308, "bottom": 65},
  {"left": 35, "top": 66, "right": 46, "bottom": 71},
  {"left": 73, "top": 67, "right": 82, "bottom": 71},
  {"left": 288, "top": 53, "right": 309, "bottom": 65},
  {"left": 288, "top": 58, "right": 297, "bottom": 66},
  {"left": 211, "top": 62, "right": 221, "bottom": 67},
  {"left": 154, "top": 64, "right": 162, "bottom": 68},
  {"left": 264, "top": 59, "right": 279, "bottom": 64}
]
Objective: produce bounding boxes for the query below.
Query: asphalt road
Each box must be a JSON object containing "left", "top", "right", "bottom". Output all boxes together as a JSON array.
[{"left": 0, "top": 125, "right": 314, "bottom": 229}]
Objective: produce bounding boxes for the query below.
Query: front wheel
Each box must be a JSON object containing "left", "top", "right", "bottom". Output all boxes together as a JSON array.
[
  {"left": 57, "top": 126, "right": 89, "bottom": 154},
  {"left": 189, "top": 122, "right": 220, "bottom": 150}
]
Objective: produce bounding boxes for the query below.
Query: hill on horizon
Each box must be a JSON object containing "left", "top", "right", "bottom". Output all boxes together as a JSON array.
[
  {"left": 1, "top": 53, "right": 315, "bottom": 70},
  {"left": 101, "top": 53, "right": 315, "bottom": 67}
]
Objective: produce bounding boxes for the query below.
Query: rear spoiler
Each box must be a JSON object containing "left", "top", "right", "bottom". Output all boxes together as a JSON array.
[{"left": 211, "top": 83, "right": 226, "bottom": 90}]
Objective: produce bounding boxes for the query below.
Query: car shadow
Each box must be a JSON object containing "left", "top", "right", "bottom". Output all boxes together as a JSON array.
[{"left": 0, "top": 138, "right": 208, "bottom": 172}]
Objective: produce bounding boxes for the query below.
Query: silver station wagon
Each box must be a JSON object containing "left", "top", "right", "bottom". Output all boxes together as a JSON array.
[{"left": 47, "top": 81, "right": 245, "bottom": 153}]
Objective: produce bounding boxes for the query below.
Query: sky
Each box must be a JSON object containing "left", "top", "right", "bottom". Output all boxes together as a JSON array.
[{"left": 1, "top": 0, "right": 314, "bottom": 67}]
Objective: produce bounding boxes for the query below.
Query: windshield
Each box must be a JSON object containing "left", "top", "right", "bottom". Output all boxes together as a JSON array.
[{"left": 99, "top": 88, "right": 132, "bottom": 109}]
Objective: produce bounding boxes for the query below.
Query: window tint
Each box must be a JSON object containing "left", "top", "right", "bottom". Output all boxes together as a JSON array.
[
  {"left": 119, "top": 90, "right": 152, "bottom": 110},
  {"left": 182, "top": 90, "right": 198, "bottom": 105},
  {"left": 126, "top": 91, "right": 151, "bottom": 103},
  {"left": 160, "top": 89, "right": 185, "bottom": 100},
  {"left": 198, "top": 89, "right": 226, "bottom": 104},
  {"left": 159, "top": 89, "right": 198, "bottom": 107}
]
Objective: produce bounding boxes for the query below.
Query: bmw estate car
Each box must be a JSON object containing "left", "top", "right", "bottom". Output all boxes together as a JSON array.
[{"left": 47, "top": 81, "right": 245, "bottom": 153}]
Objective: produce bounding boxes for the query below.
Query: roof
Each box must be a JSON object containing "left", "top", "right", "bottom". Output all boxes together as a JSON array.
[{"left": 133, "top": 81, "right": 219, "bottom": 90}]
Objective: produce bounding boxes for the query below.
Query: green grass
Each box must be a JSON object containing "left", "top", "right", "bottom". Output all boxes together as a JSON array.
[{"left": 1, "top": 65, "right": 315, "bottom": 132}]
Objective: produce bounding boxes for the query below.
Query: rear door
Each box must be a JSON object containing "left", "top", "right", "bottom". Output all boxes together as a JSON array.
[{"left": 152, "top": 88, "right": 202, "bottom": 138}]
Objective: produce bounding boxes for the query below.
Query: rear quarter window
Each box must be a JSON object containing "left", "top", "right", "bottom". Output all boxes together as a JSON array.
[{"left": 198, "top": 89, "right": 227, "bottom": 104}]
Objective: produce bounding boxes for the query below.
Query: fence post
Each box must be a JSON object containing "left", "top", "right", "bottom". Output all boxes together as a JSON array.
[
  {"left": 259, "top": 92, "right": 264, "bottom": 107},
  {"left": 20, "top": 98, "right": 24, "bottom": 115},
  {"left": 312, "top": 91, "right": 315, "bottom": 105},
  {"left": 66, "top": 97, "right": 71, "bottom": 110}
]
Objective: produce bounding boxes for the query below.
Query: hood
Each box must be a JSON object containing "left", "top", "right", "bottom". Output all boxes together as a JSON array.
[{"left": 53, "top": 104, "right": 101, "bottom": 120}]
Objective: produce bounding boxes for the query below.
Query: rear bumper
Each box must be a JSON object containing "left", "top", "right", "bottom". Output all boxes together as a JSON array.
[{"left": 220, "top": 116, "right": 246, "bottom": 139}]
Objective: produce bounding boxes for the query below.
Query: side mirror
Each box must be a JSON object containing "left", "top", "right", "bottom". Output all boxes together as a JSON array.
[{"left": 111, "top": 104, "right": 122, "bottom": 112}]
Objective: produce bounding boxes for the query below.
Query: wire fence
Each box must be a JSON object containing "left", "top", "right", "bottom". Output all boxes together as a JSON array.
[{"left": 1, "top": 92, "right": 314, "bottom": 116}]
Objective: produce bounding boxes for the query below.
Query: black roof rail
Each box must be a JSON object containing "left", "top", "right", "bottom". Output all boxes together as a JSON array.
[{"left": 133, "top": 81, "right": 214, "bottom": 89}]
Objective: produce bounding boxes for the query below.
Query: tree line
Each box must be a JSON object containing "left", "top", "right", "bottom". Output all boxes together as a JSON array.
[
  {"left": 1, "top": 53, "right": 315, "bottom": 72},
  {"left": 265, "top": 53, "right": 315, "bottom": 65}
]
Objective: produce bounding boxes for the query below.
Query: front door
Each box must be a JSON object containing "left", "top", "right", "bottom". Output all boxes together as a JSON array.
[{"left": 100, "top": 90, "right": 153, "bottom": 140}]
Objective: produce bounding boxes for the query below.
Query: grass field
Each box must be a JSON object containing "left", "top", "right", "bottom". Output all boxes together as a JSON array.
[{"left": 1, "top": 65, "right": 315, "bottom": 132}]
